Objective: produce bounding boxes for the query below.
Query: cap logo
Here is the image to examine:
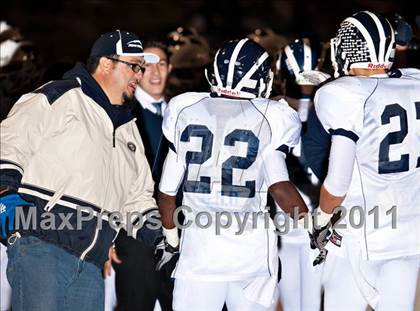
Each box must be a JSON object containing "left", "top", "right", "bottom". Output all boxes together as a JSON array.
[{"left": 127, "top": 40, "right": 142, "bottom": 49}]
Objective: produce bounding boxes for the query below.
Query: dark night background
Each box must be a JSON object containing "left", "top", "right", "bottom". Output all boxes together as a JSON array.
[{"left": 3, "top": 0, "right": 418, "bottom": 65}]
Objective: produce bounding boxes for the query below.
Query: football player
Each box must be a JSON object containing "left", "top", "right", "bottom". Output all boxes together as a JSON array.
[
  {"left": 156, "top": 38, "right": 308, "bottom": 311},
  {"left": 309, "top": 11, "right": 420, "bottom": 311}
]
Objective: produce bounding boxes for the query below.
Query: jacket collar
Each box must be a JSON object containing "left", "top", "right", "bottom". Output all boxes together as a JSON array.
[{"left": 63, "top": 63, "right": 134, "bottom": 129}]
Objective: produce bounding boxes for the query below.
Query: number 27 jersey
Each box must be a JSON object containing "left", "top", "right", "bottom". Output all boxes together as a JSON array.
[{"left": 315, "top": 69, "right": 420, "bottom": 260}]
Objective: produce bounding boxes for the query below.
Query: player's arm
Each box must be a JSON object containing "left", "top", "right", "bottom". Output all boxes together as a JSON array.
[
  {"left": 312, "top": 83, "right": 361, "bottom": 225},
  {"left": 308, "top": 135, "right": 356, "bottom": 258},
  {"left": 154, "top": 144, "right": 185, "bottom": 271},
  {"left": 269, "top": 180, "right": 308, "bottom": 217},
  {"left": 158, "top": 191, "right": 176, "bottom": 229},
  {"left": 320, "top": 133, "right": 357, "bottom": 215},
  {"left": 158, "top": 143, "right": 185, "bottom": 245},
  {"left": 319, "top": 185, "right": 345, "bottom": 214},
  {"left": 264, "top": 101, "right": 308, "bottom": 217}
]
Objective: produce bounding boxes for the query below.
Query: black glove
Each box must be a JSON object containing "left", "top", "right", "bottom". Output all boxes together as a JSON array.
[
  {"left": 309, "top": 224, "right": 331, "bottom": 266},
  {"left": 313, "top": 248, "right": 328, "bottom": 266},
  {"left": 309, "top": 209, "right": 342, "bottom": 250},
  {"left": 309, "top": 209, "right": 343, "bottom": 266},
  {"left": 309, "top": 221, "right": 332, "bottom": 250},
  {"left": 154, "top": 237, "right": 179, "bottom": 271}
]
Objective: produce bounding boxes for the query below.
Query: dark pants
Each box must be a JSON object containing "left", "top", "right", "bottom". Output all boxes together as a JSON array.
[{"left": 114, "top": 233, "right": 174, "bottom": 311}]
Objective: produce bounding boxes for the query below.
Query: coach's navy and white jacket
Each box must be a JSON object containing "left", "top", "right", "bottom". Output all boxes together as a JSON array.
[{"left": 0, "top": 63, "right": 157, "bottom": 267}]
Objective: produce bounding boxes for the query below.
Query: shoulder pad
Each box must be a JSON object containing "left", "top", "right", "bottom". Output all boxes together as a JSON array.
[
  {"left": 167, "top": 92, "right": 209, "bottom": 115},
  {"left": 397, "top": 67, "right": 420, "bottom": 79}
]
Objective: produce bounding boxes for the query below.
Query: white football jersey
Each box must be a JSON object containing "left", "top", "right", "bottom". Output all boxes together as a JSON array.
[
  {"left": 159, "top": 92, "right": 301, "bottom": 280},
  {"left": 315, "top": 69, "right": 420, "bottom": 260}
]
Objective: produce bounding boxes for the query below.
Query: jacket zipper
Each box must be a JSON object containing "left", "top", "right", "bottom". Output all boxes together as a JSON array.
[{"left": 80, "top": 126, "right": 116, "bottom": 261}]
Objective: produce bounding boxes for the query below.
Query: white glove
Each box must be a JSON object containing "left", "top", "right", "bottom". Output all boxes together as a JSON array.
[{"left": 296, "top": 70, "right": 331, "bottom": 86}]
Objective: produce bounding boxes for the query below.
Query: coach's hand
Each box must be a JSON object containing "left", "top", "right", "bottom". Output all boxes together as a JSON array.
[{"left": 103, "top": 244, "right": 122, "bottom": 277}]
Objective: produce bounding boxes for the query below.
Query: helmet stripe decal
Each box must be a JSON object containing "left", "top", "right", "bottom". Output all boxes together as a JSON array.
[
  {"left": 284, "top": 45, "right": 301, "bottom": 77},
  {"left": 384, "top": 19, "right": 395, "bottom": 64},
  {"left": 210, "top": 38, "right": 273, "bottom": 99},
  {"left": 226, "top": 38, "right": 248, "bottom": 88},
  {"left": 354, "top": 12, "right": 381, "bottom": 61},
  {"left": 234, "top": 51, "right": 269, "bottom": 91},
  {"left": 346, "top": 16, "right": 378, "bottom": 63},
  {"left": 366, "top": 11, "right": 386, "bottom": 63},
  {"left": 303, "top": 38, "right": 312, "bottom": 71},
  {"left": 213, "top": 49, "right": 223, "bottom": 87}
]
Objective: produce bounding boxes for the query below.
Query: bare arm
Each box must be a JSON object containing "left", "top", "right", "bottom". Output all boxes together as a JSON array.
[
  {"left": 269, "top": 181, "right": 308, "bottom": 218},
  {"left": 319, "top": 184, "right": 345, "bottom": 214},
  {"left": 157, "top": 190, "right": 177, "bottom": 229}
]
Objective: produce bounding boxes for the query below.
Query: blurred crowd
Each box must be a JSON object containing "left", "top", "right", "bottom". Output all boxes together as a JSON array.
[{"left": 2, "top": 12, "right": 420, "bottom": 121}]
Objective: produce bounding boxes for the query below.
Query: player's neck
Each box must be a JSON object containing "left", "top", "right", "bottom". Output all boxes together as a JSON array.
[
  {"left": 349, "top": 68, "right": 387, "bottom": 76},
  {"left": 220, "top": 95, "right": 251, "bottom": 100}
]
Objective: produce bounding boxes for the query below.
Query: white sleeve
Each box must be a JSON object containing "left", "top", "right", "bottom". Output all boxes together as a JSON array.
[
  {"left": 262, "top": 99, "right": 301, "bottom": 186},
  {"left": 262, "top": 149, "right": 289, "bottom": 185},
  {"left": 161, "top": 99, "right": 179, "bottom": 152},
  {"left": 314, "top": 82, "right": 364, "bottom": 143},
  {"left": 159, "top": 148, "right": 186, "bottom": 196},
  {"left": 1, "top": 92, "right": 55, "bottom": 189},
  {"left": 323, "top": 135, "right": 357, "bottom": 196},
  {"left": 162, "top": 92, "right": 209, "bottom": 151}
]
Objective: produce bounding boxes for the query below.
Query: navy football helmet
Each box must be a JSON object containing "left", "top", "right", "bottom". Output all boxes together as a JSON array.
[
  {"left": 277, "top": 38, "right": 323, "bottom": 85},
  {"left": 207, "top": 38, "right": 273, "bottom": 99},
  {"left": 330, "top": 11, "right": 395, "bottom": 77}
]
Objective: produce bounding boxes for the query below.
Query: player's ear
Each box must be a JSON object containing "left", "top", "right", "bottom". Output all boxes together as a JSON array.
[{"left": 168, "top": 64, "right": 173, "bottom": 74}]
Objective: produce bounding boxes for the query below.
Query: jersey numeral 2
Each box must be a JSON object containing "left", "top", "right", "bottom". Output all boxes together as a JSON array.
[
  {"left": 378, "top": 102, "right": 420, "bottom": 174},
  {"left": 180, "top": 125, "right": 259, "bottom": 197}
]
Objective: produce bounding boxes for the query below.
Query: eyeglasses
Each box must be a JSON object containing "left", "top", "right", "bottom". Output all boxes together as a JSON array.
[{"left": 106, "top": 57, "right": 145, "bottom": 74}]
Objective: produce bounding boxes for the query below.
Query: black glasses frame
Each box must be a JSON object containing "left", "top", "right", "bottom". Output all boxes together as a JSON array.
[{"left": 106, "top": 57, "right": 145, "bottom": 74}]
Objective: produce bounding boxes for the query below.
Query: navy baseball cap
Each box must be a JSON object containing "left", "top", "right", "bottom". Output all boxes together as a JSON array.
[{"left": 90, "top": 30, "right": 159, "bottom": 63}]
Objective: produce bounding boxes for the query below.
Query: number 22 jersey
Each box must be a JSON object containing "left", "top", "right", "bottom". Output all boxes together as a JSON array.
[{"left": 159, "top": 92, "right": 301, "bottom": 280}]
